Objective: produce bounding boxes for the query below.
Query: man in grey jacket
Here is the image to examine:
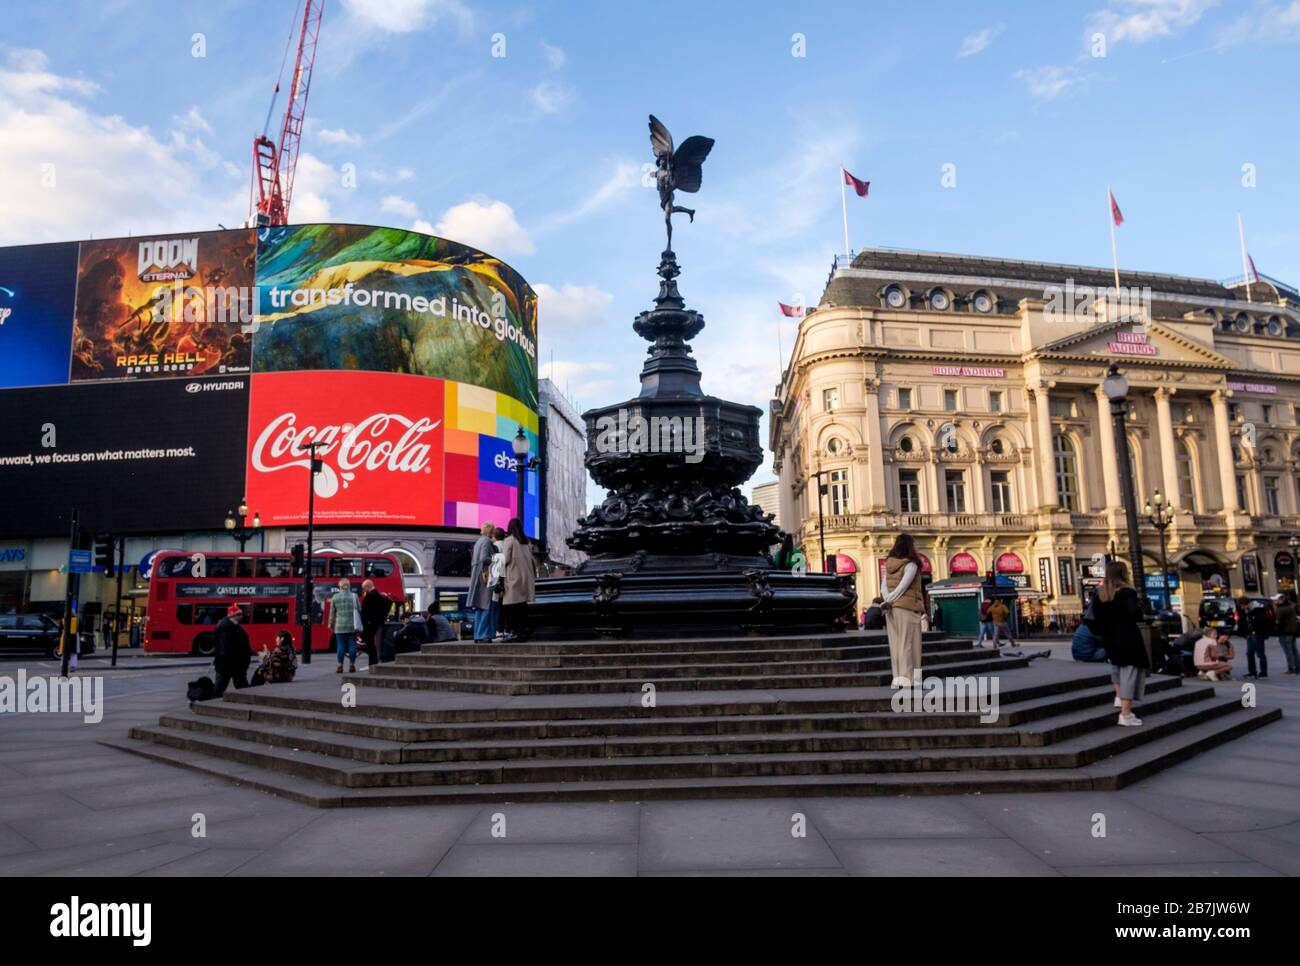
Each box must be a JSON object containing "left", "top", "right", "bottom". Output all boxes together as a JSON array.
[{"left": 467, "top": 521, "right": 496, "bottom": 642}]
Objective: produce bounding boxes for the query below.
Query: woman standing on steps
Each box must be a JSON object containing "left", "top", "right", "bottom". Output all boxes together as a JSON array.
[
  {"left": 501, "top": 517, "right": 537, "bottom": 643},
  {"left": 880, "top": 532, "right": 928, "bottom": 688},
  {"left": 1090, "top": 560, "right": 1149, "bottom": 727}
]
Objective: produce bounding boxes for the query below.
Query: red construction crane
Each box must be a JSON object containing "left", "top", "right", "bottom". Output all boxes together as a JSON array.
[{"left": 249, "top": 0, "right": 324, "bottom": 227}]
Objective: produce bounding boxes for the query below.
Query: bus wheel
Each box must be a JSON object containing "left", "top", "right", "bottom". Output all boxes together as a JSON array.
[{"left": 193, "top": 633, "right": 216, "bottom": 657}]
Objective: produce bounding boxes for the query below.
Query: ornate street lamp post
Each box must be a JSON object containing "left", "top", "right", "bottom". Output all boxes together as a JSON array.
[
  {"left": 224, "top": 498, "right": 261, "bottom": 552},
  {"left": 1102, "top": 364, "right": 1151, "bottom": 613},
  {"left": 1144, "top": 489, "right": 1174, "bottom": 614},
  {"left": 511, "top": 426, "right": 540, "bottom": 533}
]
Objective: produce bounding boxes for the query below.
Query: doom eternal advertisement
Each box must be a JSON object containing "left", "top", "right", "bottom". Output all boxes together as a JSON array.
[
  {"left": 252, "top": 224, "right": 538, "bottom": 411},
  {"left": 70, "top": 229, "right": 256, "bottom": 381}
]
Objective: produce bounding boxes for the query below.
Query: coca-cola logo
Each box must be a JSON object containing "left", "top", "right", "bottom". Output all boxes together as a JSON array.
[{"left": 251, "top": 412, "right": 442, "bottom": 498}]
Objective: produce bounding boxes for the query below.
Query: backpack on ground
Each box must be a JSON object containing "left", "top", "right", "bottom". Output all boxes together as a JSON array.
[{"left": 186, "top": 675, "right": 215, "bottom": 702}]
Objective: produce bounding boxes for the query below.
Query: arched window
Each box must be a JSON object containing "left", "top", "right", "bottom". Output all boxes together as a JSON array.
[
  {"left": 383, "top": 548, "right": 423, "bottom": 575},
  {"left": 1053, "top": 434, "right": 1079, "bottom": 511},
  {"left": 1176, "top": 441, "right": 1196, "bottom": 511}
]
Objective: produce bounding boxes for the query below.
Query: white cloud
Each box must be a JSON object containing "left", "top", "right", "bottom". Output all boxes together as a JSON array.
[
  {"left": 338, "top": 0, "right": 472, "bottom": 34},
  {"left": 958, "top": 24, "right": 1005, "bottom": 57},
  {"left": 542, "top": 160, "right": 643, "bottom": 231},
  {"left": 411, "top": 219, "right": 436, "bottom": 234},
  {"left": 1217, "top": 1, "right": 1300, "bottom": 45},
  {"left": 434, "top": 199, "right": 534, "bottom": 255},
  {"left": 530, "top": 79, "right": 573, "bottom": 114},
  {"left": 286, "top": 152, "right": 344, "bottom": 222},
  {"left": 1088, "top": 0, "right": 1218, "bottom": 45},
  {"left": 172, "top": 105, "right": 212, "bottom": 135},
  {"left": 367, "top": 166, "right": 415, "bottom": 183},
  {"left": 1014, "top": 64, "right": 1088, "bottom": 102},
  {"left": 0, "top": 49, "right": 245, "bottom": 243},
  {"left": 318, "top": 126, "right": 362, "bottom": 145},
  {"left": 381, "top": 194, "right": 420, "bottom": 218},
  {"left": 540, "top": 359, "right": 616, "bottom": 400},
  {"left": 534, "top": 283, "right": 615, "bottom": 331},
  {"left": 541, "top": 40, "right": 566, "bottom": 70}
]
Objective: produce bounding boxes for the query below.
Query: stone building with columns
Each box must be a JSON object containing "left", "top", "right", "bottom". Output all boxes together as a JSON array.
[{"left": 769, "top": 247, "right": 1300, "bottom": 620}]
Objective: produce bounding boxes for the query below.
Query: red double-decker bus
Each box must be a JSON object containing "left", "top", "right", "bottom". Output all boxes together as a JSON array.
[{"left": 143, "top": 551, "right": 405, "bottom": 655}]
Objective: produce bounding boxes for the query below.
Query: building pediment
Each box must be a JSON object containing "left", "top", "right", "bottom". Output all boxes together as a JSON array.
[{"left": 1031, "top": 318, "right": 1234, "bottom": 370}]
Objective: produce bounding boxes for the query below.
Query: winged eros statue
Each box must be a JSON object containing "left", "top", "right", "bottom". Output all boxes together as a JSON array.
[{"left": 649, "top": 115, "right": 714, "bottom": 253}]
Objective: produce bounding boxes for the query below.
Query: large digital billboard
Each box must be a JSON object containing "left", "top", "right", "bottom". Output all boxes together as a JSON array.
[
  {"left": 0, "top": 223, "right": 539, "bottom": 538},
  {"left": 0, "top": 241, "right": 77, "bottom": 388},
  {"left": 253, "top": 224, "right": 538, "bottom": 410},
  {"left": 245, "top": 370, "right": 539, "bottom": 535},
  {"left": 0, "top": 376, "right": 250, "bottom": 537},
  {"left": 71, "top": 229, "right": 256, "bottom": 381}
]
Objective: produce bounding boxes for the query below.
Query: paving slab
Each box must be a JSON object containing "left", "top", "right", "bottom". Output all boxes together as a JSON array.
[
  {"left": 432, "top": 842, "right": 638, "bottom": 876},
  {"left": 831, "top": 837, "right": 1060, "bottom": 876},
  {"left": 143, "top": 847, "right": 264, "bottom": 876},
  {"left": 48, "top": 843, "right": 207, "bottom": 876},
  {"left": 455, "top": 802, "right": 639, "bottom": 845},
  {"left": 233, "top": 805, "right": 481, "bottom": 875},
  {"left": 1116, "top": 789, "right": 1299, "bottom": 834},
  {"left": 1059, "top": 861, "right": 1280, "bottom": 876},
  {"left": 794, "top": 797, "right": 1000, "bottom": 840},
  {"left": 637, "top": 799, "right": 840, "bottom": 872},
  {"left": 962, "top": 794, "right": 1249, "bottom": 867}
]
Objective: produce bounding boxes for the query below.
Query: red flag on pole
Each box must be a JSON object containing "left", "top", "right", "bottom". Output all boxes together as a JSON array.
[
  {"left": 1247, "top": 254, "right": 1261, "bottom": 282},
  {"left": 1109, "top": 189, "right": 1124, "bottom": 227},
  {"left": 778, "top": 302, "right": 805, "bottom": 318},
  {"left": 842, "top": 168, "right": 870, "bottom": 198}
]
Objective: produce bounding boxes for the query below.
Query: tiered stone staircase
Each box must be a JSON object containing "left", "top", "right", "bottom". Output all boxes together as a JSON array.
[{"left": 102, "top": 631, "right": 1281, "bottom": 807}]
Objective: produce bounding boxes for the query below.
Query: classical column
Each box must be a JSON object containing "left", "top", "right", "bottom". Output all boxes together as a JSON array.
[
  {"left": 1211, "top": 389, "right": 1239, "bottom": 512},
  {"left": 863, "top": 379, "right": 889, "bottom": 511},
  {"left": 971, "top": 457, "right": 987, "bottom": 513},
  {"left": 1031, "top": 383, "right": 1059, "bottom": 508},
  {"left": 1093, "top": 385, "right": 1121, "bottom": 508},
  {"left": 1154, "top": 387, "right": 1180, "bottom": 506}
]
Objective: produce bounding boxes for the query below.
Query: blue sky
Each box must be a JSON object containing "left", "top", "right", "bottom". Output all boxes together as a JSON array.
[{"left": 3, "top": 0, "right": 1299, "bottom": 495}]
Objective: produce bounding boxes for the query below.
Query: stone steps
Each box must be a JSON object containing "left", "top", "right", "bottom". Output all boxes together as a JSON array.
[
  {"left": 160, "top": 682, "right": 1213, "bottom": 764},
  {"left": 187, "top": 676, "right": 1185, "bottom": 743},
  {"left": 101, "top": 628, "right": 1283, "bottom": 807},
  {"left": 103, "top": 698, "right": 1281, "bottom": 805},
  {"left": 348, "top": 653, "right": 1032, "bottom": 695}
]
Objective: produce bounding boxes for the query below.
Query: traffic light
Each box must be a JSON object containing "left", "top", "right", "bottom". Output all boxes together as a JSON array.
[{"left": 94, "top": 534, "right": 116, "bottom": 576}]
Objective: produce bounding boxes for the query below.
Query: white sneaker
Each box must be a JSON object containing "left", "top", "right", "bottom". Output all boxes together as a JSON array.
[
  {"left": 1117, "top": 713, "right": 1143, "bottom": 727},
  {"left": 1114, "top": 697, "right": 1123, "bottom": 708},
  {"left": 1197, "top": 671, "right": 1208, "bottom": 680},
  {"left": 890, "top": 676, "right": 911, "bottom": 689},
  {"left": 1206, "top": 671, "right": 1219, "bottom": 682}
]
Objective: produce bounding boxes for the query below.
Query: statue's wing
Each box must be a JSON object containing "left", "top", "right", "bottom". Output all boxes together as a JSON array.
[
  {"left": 669, "top": 135, "right": 714, "bottom": 193},
  {"left": 648, "top": 115, "right": 674, "bottom": 160}
]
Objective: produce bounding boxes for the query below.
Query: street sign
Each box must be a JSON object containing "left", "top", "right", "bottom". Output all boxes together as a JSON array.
[{"left": 68, "top": 549, "right": 93, "bottom": 574}]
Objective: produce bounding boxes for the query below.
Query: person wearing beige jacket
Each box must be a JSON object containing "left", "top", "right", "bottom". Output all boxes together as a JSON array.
[
  {"left": 500, "top": 517, "right": 536, "bottom": 642},
  {"left": 880, "top": 532, "right": 928, "bottom": 688}
]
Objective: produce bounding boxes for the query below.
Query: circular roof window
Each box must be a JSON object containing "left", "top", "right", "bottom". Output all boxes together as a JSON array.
[
  {"left": 1267, "top": 316, "right": 1284, "bottom": 337},
  {"left": 929, "top": 290, "right": 950, "bottom": 311},
  {"left": 972, "top": 291, "right": 994, "bottom": 313},
  {"left": 1234, "top": 314, "right": 1251, "bottom": 333},
  {"left": 899, "top": 436, "right": 914, "bottom": 453},
  {"left": 884, "top": 286, "right": 907, "bottom": 309},
  {"left": 827, "top": 437, "right": 842, "bottom": 454},
  {"left": 990, "top": 438, "right": 1004, "bottom": 455}
]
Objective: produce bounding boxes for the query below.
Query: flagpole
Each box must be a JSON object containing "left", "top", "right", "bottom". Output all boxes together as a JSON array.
[
  {"left": 1108, "top": 186, "right": 1121, "bottom": 296},
  {"left": 840, "top": 170, "right": 850, "bottom": 267},
  {"left": 1237, "top": 212, "right": 1253, "bottom": 303},
  {"left": 775, "top": 312, "right": 785, "bottom": 384}
]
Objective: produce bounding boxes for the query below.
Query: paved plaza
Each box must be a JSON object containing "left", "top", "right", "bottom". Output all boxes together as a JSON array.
[{"left": 1, "top": 640, "right": 1296, "bottom": 876}]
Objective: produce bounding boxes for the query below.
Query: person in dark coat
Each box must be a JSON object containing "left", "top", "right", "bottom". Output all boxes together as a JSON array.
[
  {"left": 467, "top": 522, "right": 496, "bottom": 642},
  {"left": 213, "top": 604, "right": 252, "bottom": 697},
  {"left": 1088, "top": 561, "right": 1149, "bottom": 726},
  {"left": 358, "top": 579, "right": 393, "bottom": 667},
  {"left": 1070, "top": 622, "right": 1107, "bottom": 662},
  {"left": 861, "top": 597, "right": 886, "bottom": 630}
]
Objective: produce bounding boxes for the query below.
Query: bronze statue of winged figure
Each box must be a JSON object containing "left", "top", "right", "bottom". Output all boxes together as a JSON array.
[{"left": 649, "top": 115, "right": 714, "bottom": 252}]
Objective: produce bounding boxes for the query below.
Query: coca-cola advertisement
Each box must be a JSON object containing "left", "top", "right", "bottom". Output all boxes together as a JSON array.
[{"left": 246, "top": 371, "right": 446, "bottom": 526}]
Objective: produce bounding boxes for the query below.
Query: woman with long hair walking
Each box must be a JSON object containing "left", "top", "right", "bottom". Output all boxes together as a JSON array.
[
  {"left": 1090, "top": 560, "right": 1149, "bottom": 726},
  {"left": 880, "top": 532, "right": 928, "bottom": 688}
]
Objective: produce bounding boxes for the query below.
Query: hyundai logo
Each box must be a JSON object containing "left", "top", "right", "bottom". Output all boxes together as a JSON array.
[{"left": 185, "top": 382, "right": 202, "bottom": 393}]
